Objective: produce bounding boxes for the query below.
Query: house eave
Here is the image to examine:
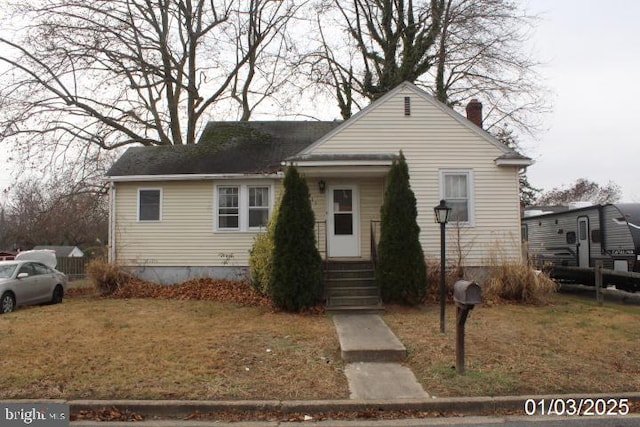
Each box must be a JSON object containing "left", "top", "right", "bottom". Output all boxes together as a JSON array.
[
  {"left": 105, "top": 172, "right": 284, "bottom": 183},
  {"left": 494, "top": 158, "right": 534, "bottom": 167},
  {"left": 283, "top": 159, "right": 394, "bottom": 168}
]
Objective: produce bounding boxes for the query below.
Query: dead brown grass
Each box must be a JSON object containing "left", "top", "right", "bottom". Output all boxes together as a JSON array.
[
  {"left": 385, "top": 293, "right": 640, "bottom": 397},
  {"left": 0, "top": 298, "right": 346, "bottom": 400},
  {"left": 483, "top": 262, "right": 558, "bottom": 305},
  {"left": 2, "top": 285, "right": 639, "bottom": 401}
]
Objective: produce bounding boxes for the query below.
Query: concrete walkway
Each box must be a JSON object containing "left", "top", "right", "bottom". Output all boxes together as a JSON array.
[{"left": 332, "top": 314, "right": 429, "bottom": 400}]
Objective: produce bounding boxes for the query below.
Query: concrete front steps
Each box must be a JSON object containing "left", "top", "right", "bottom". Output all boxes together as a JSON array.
[{"left": 324, "top": 260, "right": 384, "bottom": 314}]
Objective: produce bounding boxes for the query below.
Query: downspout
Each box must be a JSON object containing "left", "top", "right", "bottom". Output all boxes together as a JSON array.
[{"left": 108, "top": 181, "right": 116, "bottom": 263}]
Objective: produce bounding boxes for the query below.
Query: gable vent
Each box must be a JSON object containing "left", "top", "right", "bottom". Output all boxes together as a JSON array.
[{"left": 404, "top": 96, "right": 411, "bottom": 116}]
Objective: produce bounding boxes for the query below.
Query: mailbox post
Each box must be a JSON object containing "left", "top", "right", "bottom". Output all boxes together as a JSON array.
[{"left": 453, "top": 280, "right": 482, "bottom": 375}]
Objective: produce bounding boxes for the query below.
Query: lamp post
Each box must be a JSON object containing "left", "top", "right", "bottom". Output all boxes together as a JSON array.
[{"left": 434, "top": 199, "right": 451, "bottom": 333}]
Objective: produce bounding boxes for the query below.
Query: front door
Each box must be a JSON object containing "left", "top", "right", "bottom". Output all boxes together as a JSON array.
[
  {"left": 327, "top": 186, "right": 360, "bottom": 257},
  {"left": 577, "top": 216, "right": 590, "bottom": 268}
]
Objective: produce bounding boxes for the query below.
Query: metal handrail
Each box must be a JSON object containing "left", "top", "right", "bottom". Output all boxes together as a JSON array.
[
  {"left": 315, "top": 220, "right": 327, "bottom": 260},
  {"left": 370, "top": 220, "right": 381, "bottom": 270},
  {"left": 370, "top": 220, "right": 381, "bottom": 302}
]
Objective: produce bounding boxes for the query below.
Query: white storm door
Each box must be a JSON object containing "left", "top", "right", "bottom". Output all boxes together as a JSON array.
[
  {"left": 577, "top": 216, "right": 590, "bottom": 268},
  {"left": 327, "top": 186, "right": 360, "bottom": 257}
]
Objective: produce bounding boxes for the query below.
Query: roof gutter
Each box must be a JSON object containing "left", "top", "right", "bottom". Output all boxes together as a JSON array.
[
  {"left": 494, "top": 158, "right": 534, "bottom": 167},
  {"left": 283, "top": 159, "right": 394, "bottom": 168},
  {"left": 104, "top": 172, "right": 284, "bottom": 183}
]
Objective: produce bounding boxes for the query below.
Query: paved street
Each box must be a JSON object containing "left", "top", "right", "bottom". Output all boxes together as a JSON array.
[{"left": 71, "top": 414, "right": 640, "bottom": 426}]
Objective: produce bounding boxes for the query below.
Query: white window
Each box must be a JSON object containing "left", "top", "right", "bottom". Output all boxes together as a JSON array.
[
  {"left": 215, "top": 184, "right": 271, "bottom": 231},
  {"left": 440, "top": 170, "right": 474, "bottom": 225},
  {"left": 218, "top": 187, "right": 240, "bottom": 230},
  {"left": 138, "top": 189, "right": 162, "bottom": 221},
  {"left": 248, "top": 187, "right": 270, "bottom": 228}
]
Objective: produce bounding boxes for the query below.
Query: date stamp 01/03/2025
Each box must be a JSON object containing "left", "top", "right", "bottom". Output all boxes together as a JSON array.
[{"left": 524, "top": 398, "right": 633, "bottom": 416}]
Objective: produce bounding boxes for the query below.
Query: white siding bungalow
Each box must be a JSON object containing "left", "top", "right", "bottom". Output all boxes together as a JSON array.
[{"left": 106, "top": 82, "right": 531, "bottom": 292}]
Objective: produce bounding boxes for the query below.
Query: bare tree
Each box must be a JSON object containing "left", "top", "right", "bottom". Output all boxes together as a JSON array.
[
  {"left": 432, "top": 0, "right": 548, "bottom": 134},
  {"left": 2, "top": 168, "right": 110, "bottom": 250},
  {"left": 537, "top": 178, "right": 622, "bottom": 206},
  {"left": 307, "top": 0, "right": 445, "bottom": 118},
  {"left": 308, "top": 0, "right": 548, "bottom": 134},
  {"left": 0, "top": 0, "right": 302, "bottom": 161}
]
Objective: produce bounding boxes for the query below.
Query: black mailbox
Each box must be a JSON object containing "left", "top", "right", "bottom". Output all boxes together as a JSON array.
[{"left": 453, "top": 280, "right": 482, "bottom": 307}]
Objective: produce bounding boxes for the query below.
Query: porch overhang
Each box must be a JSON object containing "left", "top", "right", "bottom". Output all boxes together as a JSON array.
[{"left": 284, "top": 153, "right": 396, "bottom": 178}]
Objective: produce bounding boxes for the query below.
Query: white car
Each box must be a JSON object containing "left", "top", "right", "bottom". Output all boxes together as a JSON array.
[{"left": 0, "top": 260, "right": 69, "bottom": 314}]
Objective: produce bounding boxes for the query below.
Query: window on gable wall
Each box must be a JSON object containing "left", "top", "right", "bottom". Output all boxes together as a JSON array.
[
  {"left": 441, "top": 170, "right": 474, "bottom": 224},
  {"left": 216, "top": 185, "right": 270, "bottom": 231},
  {"left": 138, "top": 189, "right": 162, "bottom": 221}
]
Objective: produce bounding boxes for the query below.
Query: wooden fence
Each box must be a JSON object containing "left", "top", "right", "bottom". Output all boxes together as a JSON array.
[{"left": 56, "top": 257, "right": 87, "bottom": 279}]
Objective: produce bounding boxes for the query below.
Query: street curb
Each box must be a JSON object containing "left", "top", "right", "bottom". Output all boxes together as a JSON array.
[{"left": 6, "top": 392, "right": 638, "bottom": 419}]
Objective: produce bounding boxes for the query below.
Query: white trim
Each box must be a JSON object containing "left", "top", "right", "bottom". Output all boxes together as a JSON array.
[
  {"left": 215, "top": 185, "right": 241, "bottom": 231},
  {"left": 106, "top": 172, "right": 283, "bottom": 183},
  {"left": 108, "top": 182, "right": 116, "bottom": 262},
  {"left": 137, "top": 188, "right": 163, "bottom": 222},
  {"left": 285, "top": 160, "right": 394, "bottom": 167},
  {"left": 439, "top": 169, "right": 475, "bottom": 227},
  {"left": 214, "top": 182, "right": 274, "bottom": 232},
  {"left": 247, "top": 185, "right": 271, "bottom": 231},
  {"left": 495, "top": 158, "right": 534, "bottom": 167}
]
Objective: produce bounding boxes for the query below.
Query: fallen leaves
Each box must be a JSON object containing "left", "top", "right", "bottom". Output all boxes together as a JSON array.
[
  {"left": 108, "top": 278, "right": 273, "bottom": 308},
  {"left": 71, "top": 407, "right": 144, "bottom": 422}
]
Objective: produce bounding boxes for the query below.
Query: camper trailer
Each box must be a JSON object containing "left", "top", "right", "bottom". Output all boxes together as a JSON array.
[{"left": 522, "top": 203, "right": 640, "bottom": 292}]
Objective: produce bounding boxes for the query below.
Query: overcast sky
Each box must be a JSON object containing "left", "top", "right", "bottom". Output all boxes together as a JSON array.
[
  {"left": 523, "top": 0, "right": 640, "bottom": 202},
  {"left": 1, "top": 1, "right": 639, "bottom": 202}
]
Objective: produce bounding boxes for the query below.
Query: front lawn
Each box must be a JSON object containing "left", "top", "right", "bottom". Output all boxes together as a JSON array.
[
  {"left": 385, "top": 293, "right": 640, "bottom": 397},
  {"left": 0, "top": 298, "right": 347, "bottom": 400},
  {"left": 1, "top": 287, "right": 638, "bottom": 400}
]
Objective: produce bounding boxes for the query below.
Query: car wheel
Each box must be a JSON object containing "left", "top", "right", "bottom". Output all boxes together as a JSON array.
[
  {"left": 51, "top": 285, "right": 64, "bottom": 304},
  {"left": 1, "top": 292, "right": 15, "bottom": 314}
]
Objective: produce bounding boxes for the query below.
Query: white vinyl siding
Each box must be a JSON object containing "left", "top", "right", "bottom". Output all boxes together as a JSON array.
[
  {"left": 113, "top": 85, "right": 523, "bottom": 269},
  {"left": 304, "top": 86, "right": 522, "bottom": 265},
  {"left": 440, "top": 170, "right": 474, "bottom": 225},
  {"left": 114, "top": 180, "right": 277, "bottom": 267},
  {"left": 138, "top": 188, "right": 162, "bottom": 222}
]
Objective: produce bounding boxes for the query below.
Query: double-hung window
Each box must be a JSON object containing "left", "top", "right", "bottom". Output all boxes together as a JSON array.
[
  {"left": 138, "top": 189, "right": 162, "bottom": 221},
  {"left": 248, "top": 187, "right": 269, "bottom": 228},
  {"left": 218, "top": 187, "right": 240, "bottom": 229},
  {"left": 440, "top": 170, "right": 474, "bottom": 225},
  {"left": 216, "top": 184, "right": 271, "bottom": 231}
]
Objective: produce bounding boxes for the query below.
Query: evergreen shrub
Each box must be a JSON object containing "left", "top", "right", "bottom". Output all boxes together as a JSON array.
[
  {"left": 270, "top": 167, "right": 323, "bottom": 311},
  {"left": 376, "top": 151, "right": 427, "bottom": 305}
]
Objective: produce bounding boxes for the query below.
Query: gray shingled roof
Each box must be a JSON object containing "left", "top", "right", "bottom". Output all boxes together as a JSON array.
[{"left": 106, "top": 121, "right": 342, "bottom": 177}]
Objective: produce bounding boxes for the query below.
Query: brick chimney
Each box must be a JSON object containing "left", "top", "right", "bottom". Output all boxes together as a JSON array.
[{"left": 465, "top": 98, "right": 483, "bottom": 128}]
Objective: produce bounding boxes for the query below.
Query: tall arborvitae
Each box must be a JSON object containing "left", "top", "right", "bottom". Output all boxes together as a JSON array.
[
  {"left": 376, "top": 152, "right": 427, "bottom": 305},
  {"left": 270, "top": 166, "right": 323, "bottom": 311}
]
